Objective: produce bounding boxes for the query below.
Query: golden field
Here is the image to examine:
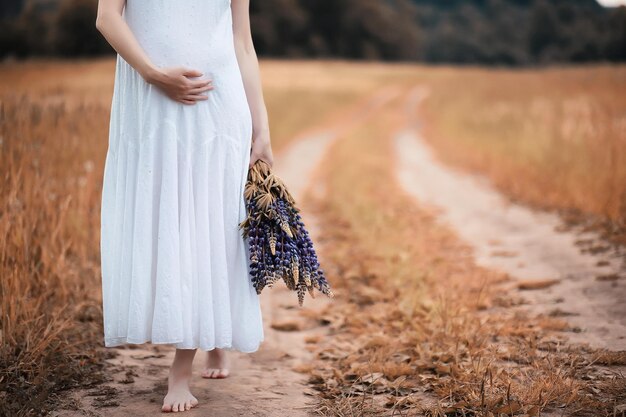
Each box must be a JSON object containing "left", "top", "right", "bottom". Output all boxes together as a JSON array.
[
  {"left": 420, "top": 66, "right": 626, "bottom": 244},
  {"left": 303, "top": 89, "right": 625, "bottom": 416},
  {"left": 0, "top": 59, "right": 624, "bottom": 415}
]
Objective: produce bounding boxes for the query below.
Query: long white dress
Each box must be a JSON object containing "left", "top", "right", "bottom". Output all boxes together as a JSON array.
[{"left": 100, "top": 0, "right": 264, "bottom": 352}]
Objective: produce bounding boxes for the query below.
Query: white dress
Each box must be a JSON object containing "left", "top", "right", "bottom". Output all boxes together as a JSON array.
[{"left": 100, "top": 0, "right": 264, "bottom": 352}]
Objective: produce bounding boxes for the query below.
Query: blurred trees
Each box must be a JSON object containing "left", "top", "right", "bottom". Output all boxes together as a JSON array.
[
  {"left": 0, "top": 1, "right": 53, "bottom": 58},
  {"left": 53, "top": 0, "right": 109, "bottom": 56},
  {"left": 413, "top": 0, "right": 623, "bottom": 64},
  {"left": 0, "top": 0, "right": 625, "bottom": 64},
  {"left": 304, "top": 0, "right": 420, "bottom": 60},
  {"left": 0, "top": 0, "right": 110, "bottom": 58},
  {"left": 605, "top": 6, "right": 626, "bottom": 60}
]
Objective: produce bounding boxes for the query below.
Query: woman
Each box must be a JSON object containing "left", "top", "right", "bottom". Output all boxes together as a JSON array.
[{"left": 95, "top": 0, "right": 273, "bottom": 412}]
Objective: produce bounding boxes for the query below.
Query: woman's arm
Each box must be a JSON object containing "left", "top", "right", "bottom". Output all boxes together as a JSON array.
[
  {"left": 231, "top": 0, "right": 274, "bottom": 168},
  {"left": 95, "top": 0, "right": 213, "bottom": 105}
]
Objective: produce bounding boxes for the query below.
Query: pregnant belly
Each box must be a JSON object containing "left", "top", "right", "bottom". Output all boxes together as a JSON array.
[
  {"left": 125, "top": 0, "right": 236, "bottom": 74},
  {"left": 138, "top": 34, "right": 238, "bottom": 77}
]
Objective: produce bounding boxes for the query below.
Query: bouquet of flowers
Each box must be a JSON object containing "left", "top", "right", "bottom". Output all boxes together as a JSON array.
[{"left": 239, "top": 159, "right": 334, "bottom": 306}]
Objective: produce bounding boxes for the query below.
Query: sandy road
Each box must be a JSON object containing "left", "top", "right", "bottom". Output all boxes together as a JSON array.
[
  {"left": 54, "top": 88, "right": 398, "bottom": 417},
  {"left": 54, "top": 133, "right": 336, "bottom": 417},
  {"left": 54, "top": 136, "right": 332, "bottom": 417},
  {"left": 395, "top": 87, "right": 626, "bottom": 351}
]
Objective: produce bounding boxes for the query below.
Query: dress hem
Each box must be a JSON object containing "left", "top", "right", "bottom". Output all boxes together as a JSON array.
[{"left": 103, "top": 336, "right": 264, "bottom": 353}]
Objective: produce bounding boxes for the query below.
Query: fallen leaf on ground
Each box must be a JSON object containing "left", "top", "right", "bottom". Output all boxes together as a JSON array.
[
  {"left": 129, "top": 354, "right": 165, "bottom": 360},
  {"left": 493, "top": 401, "right": 522, "bottom": 415},
  {"left": 527, "top": 405, "right": 540, "bottom": 416},
  {"left": 517, "top": 279, "right": 560, "bottom": 290},
  {"left": 596, "top": 274, "right": 619, "bottom": 281},
  {"left": 271, "top": 320, "right": 303, "bottom": 331}
]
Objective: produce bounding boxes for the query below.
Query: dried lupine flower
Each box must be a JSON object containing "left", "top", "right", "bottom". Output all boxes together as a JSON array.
[{"left": 238, "top": 159, "right": 334, "bottom": 306}]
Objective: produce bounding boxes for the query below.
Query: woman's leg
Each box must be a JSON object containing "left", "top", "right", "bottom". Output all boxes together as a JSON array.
[
  {"left": 201, "top": 348, "right": 230, "bottom": 379},
  {"left": 162, "top": 348, "right": 199, "bottom": 412}
]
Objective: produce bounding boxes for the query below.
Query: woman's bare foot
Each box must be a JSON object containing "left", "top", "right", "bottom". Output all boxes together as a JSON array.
[
  {"left": 162, "top": 349, "right": 199, "bottom": 413},
  {"left": 201, "top": 347, "right": 230, "bottom": 379}
]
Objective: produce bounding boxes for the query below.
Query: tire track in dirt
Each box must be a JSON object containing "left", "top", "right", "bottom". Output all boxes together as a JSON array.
[
  {"left": 54, "top": 87, "right": 400, "bottom": 417},
  {"left": 394, "top": 86, "right": 626, "bottom": 351}
]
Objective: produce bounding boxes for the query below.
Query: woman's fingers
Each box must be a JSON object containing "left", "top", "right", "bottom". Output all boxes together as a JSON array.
[
  {"left": 182, "top": 68, "right": 203, "bottom": 78},
  {"left": 190, "top": 79, "right": 212, "bottom": 88},
  {"left": 176, "top": 93, "right": 208, "bottom": 104},
  {"left": 156, "top": 67, "right": 216, "bottom": 105},
  {"left": 181, "top": 79, "right": 212, "bottom": 98},
  {"left": 179, "top": 80, "right": 212, "bottom": 101},
  {"left": 171, "top": 69, "right": 214, "bottom": 104},
  {"left": 182, "top": 94, "right": 208, "bottom": 101},
  {"left": 188, "top": 84, "right": 213, "bottom": 95}
]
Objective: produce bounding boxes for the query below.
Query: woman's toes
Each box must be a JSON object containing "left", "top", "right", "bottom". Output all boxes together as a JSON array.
[
  {"left": 202, "top": 367, "right": 229, "bottom": 378},
  {"left": 191, "top": 396, "right": 199, "bottom": 407},
  {"left": 162, "top": 403, "right": 172, "bottom": 412}
]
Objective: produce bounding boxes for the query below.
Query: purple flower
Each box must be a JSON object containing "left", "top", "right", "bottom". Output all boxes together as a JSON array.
[{"left": 239, "top": 160, "right": 333, "bottom": 306}]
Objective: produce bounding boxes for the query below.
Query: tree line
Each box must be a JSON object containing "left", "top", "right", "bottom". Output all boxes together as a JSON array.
[{"left": 1, "top": 0, "right": 625, "bottom": 64}]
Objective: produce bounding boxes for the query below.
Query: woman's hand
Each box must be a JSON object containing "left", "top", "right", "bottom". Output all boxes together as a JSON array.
[
  {"left": 249, "top": 131, "right": 274, "bottom": 168},
  {"left": 145, "top": 67, "right": 214, "bottom": 105},
  {"left": 96, "top": 1, "right": 212, "bottom": 106}
]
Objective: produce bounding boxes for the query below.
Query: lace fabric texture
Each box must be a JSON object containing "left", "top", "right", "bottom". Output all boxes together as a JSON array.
[{"left": 100, "top": 0, "right": 264, "bottom": 352}]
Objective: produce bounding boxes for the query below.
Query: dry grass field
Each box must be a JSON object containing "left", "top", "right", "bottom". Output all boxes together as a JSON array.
[
  {"left": 0, "top": 58, "right": 624, "bottom": 416},
  {"left": 303, "top": 90, "right": 625, "bottom": 416},
  {"left": 0, "top": 58, "right": 384, "bottom": 415},
  {"left": 420, "top": 66, "right": 626, "bottom": 244}
]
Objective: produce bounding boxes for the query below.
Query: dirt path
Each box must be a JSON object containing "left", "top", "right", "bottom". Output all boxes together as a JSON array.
[
  {"left": 54, "top": 89, "right": 398, "bottom": 417},
  {"left": 395, "top": 87, "right": 626, "bottom": 351},
  {"left": 55, "top": 137, "right": 332, "bottom": 417}
]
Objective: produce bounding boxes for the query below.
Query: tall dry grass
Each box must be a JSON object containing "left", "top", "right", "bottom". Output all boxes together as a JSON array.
[
  {"left": 420, "top": 65, "right": 626, "bottom": 244},
  {"left": 303, "top": 92, "right": 626, "bottom": 416},
  {"left": 265, "top": 62, "right": 626, "bottom": 247},
  {"left": 259, "top": 59, "right": 421, "bottom": 148},
  {"left": 2, "top": 58, "right": 624, "bottom": 415},
  {"left": 0, "top": 58, "right": 401, "bottom": 415},
  {"left": 0, "top": 66, "right": 112, "bottom": 415}
]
